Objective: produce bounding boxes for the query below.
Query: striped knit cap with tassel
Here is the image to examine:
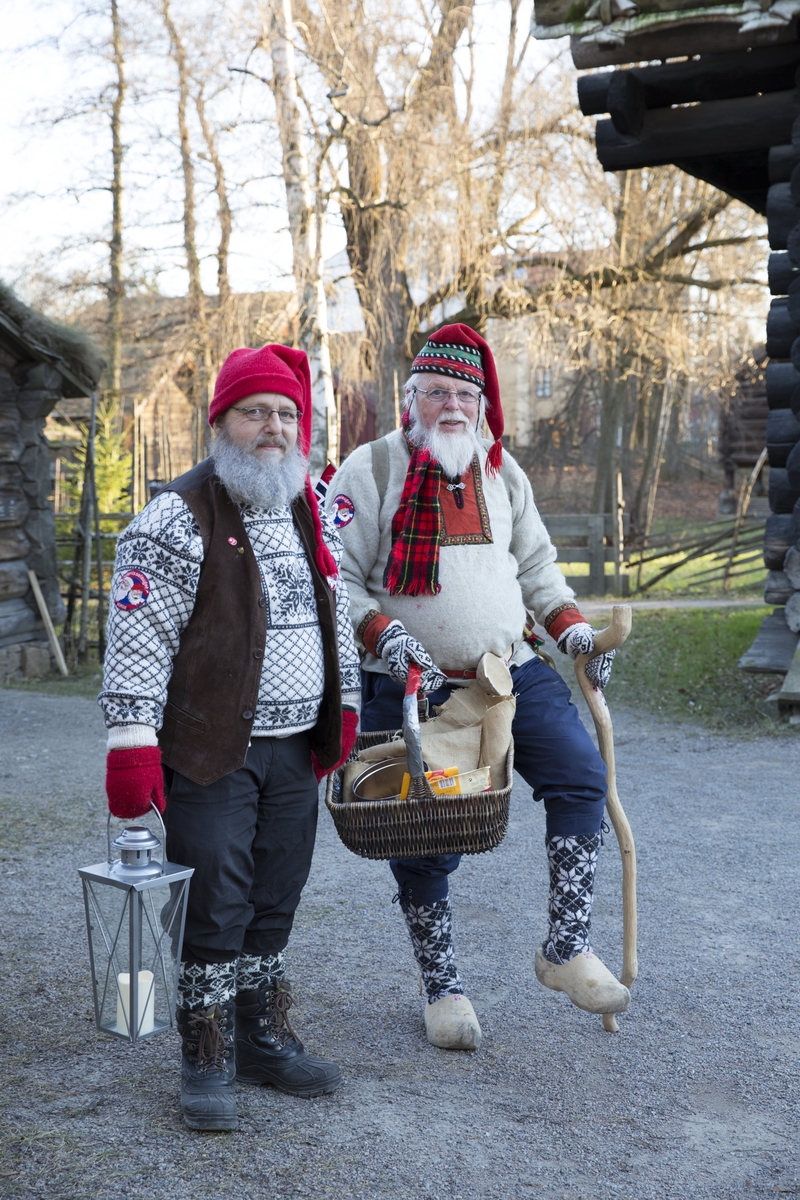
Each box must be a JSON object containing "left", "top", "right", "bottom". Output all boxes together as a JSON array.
[{"left": 410, "top": 322, "right": 504, "bottom": 476}]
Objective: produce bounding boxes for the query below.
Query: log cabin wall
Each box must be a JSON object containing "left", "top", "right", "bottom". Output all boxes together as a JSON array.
[
  {"left": 531, "top": 5, "right": 800, "bottom": 673},
  {"left": 0, "top": 286, "right": 103, "bottom": 683}
]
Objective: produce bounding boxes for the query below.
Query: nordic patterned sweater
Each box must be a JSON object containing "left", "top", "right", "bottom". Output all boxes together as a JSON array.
[
  {"left": 99, "top": 490, "right": 361, "bottom": 749},
  {"left": 327, "top": 430, "right": 576, "bottom": 674}
]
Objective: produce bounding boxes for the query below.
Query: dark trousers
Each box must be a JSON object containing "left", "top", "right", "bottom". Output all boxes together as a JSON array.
[
  {"left": 361, "top": 656, "right": 607, "bottom": 905},
  {"left": 164, "top": 732, "right": 318, "bottom": 965}
]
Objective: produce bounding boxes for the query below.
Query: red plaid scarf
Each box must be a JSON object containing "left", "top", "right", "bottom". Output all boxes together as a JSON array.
[{"left": 383, "top": 413, "right": 444, "bottom": 596}]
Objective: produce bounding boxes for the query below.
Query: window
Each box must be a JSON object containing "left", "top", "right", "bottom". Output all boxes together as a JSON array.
[{"left": 535, "top": 367, "right": 552, "bottom": 399}]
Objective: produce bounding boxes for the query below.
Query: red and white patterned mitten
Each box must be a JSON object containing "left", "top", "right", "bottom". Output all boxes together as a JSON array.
[
  {"left": 556, "top": 623, "right": 616, "bottom": 690},
  {"left": 375, "top": 620, "right": 446, "bottom": 693}
]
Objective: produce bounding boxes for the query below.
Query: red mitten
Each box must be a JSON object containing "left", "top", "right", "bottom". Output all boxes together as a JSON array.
[
  {"left": 311, "top": 709, "right": 360, "bottom": 782},
  {"left": 106, "top": 746, "right": 166, "bottom": 819}
]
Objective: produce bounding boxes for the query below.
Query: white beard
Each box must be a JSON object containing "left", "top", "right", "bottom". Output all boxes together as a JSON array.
[
  {"left": 213, "top": 427, "right": 307, "bottom": 509},
  {"left": 409, "top": 411, "right": 482, "bottom": 479}
]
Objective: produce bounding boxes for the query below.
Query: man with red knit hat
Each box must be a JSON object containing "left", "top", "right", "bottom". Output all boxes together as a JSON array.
[
  {"left": 328, "top": 323, "right": 629, "bottom": 1051},
  {"left": 100, "top": 344, "right": 360, "bottom": 1130}
]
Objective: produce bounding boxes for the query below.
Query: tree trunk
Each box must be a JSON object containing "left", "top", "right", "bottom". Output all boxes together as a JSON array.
[
  {"left": 339, "top": 128, "right": 412, "bottom": 436},
  {"left": 162, "top": 0, "right": 212, "bottom": 442},
  {"left": 592, "top": 364, "right": 626, "bottom": 514},
  {"left": 107, "top": 0, "right": 126, "bottom": 411},
  {"left": 195, "top": 87, "right": 231, "bottom": 306},
  {"left": 268, "top": 0, "right": 335, "bottom": 473}
]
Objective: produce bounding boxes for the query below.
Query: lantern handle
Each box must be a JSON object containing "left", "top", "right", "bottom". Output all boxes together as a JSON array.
[
  {"left": 106, "top": 803, "right": 168, "bottom": 869},
  {"left": 149, "top": 801, "right": 168, "bottom": 851}
]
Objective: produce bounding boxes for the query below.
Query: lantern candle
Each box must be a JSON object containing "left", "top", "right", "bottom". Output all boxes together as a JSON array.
[{"left": 117, "top": 970, "right": 155, "bottom": 1036}]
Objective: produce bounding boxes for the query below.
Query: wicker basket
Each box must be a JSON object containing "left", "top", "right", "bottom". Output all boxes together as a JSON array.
[{"left": 324, "top": 729, "right": 514, "bottom": 860}]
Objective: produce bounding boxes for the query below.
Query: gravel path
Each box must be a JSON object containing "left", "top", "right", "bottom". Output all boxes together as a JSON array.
[{"left": 0, "top": 685, "right": 797, "bottom": 1200}]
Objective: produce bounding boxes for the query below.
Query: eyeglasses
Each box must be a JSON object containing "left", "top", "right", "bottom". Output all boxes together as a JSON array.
[
  {"left": 230, "top": 405, "right": 300, "bottom": 424},
  {"left": 411, "top": 386, "right": 481, "bottom": 407}
]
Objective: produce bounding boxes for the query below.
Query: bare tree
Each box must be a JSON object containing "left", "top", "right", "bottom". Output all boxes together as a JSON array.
[
  {"left": 195, "top": 84, "right": 232, "bottom": 306},
  {"left": 161, "top": 0, "right": 213, "bottom": 443},
  {"left": 261, "top": 0, "right": 337, "bottom": 472},
  {"left": 107, "top": 0, "right": 127, "bottom": 410}
]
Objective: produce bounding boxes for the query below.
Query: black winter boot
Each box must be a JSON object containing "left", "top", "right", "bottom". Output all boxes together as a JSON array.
[
  {"left": 177, "top": 1000, "right": 238, "bottom": 1131},
  {"left": 235, "top": 978, "right": 342, "bottom": 1098}
]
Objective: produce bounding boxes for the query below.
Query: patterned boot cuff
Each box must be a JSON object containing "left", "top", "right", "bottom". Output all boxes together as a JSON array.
[
  {"left": 177, "top": 960, "right": 237, "bottom": 1011},
  {"left": 236, "top": 951, "right": 286, "bottom": 993}
]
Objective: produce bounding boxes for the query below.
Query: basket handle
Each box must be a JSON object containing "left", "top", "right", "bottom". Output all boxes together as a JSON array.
[{"left": 406, "top": 663, "right": 422, "bottom": 697}]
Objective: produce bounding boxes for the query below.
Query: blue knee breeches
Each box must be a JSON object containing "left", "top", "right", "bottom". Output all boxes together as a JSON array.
[{"left": 360, "top": 656, "right": 607, "bottom": 905}]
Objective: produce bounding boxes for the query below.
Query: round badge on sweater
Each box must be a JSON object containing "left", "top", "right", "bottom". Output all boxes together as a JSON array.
[
  {"left": 331, "top": 493, "right": 355, "bottom": 528},
  {"left": 114, "top": 569, "right": 150, "bottom": 611}
]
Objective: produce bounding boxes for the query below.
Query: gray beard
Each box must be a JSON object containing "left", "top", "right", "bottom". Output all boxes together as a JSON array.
[
  {"left": 213, "top": 429, "right": 307, "bottom": 509},
  {"left": 409, "top": 413, "right": 482, "bottom": 479}
]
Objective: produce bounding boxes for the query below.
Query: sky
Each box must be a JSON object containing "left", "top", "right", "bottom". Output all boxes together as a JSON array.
[{"left": 0, "top": 0, "right": 570, "bottom": 314}]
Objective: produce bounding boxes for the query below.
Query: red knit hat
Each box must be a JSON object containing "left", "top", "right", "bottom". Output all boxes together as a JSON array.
[
  {"left": 411, "top": 323, "right": 504, "bottom": 475},
  {"left": 210, "top": 344, "right": 337, "bottom": 579}
]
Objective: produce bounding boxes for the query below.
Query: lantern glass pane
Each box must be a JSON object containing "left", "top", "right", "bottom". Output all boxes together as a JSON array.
[
  {"left": 83, "top": 876, "right": 189, "bottom": 1041},
  {"left": 138, "top": 879, "right": 187, "bottom": 1035}
]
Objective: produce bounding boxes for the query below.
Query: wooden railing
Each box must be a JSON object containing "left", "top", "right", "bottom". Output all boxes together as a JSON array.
[{"left": 541, "top": 514, "right": 630, "bottom": 598}]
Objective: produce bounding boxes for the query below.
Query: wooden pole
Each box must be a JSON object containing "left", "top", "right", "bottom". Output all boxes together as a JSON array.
[
  {"left": 723, "top": 446, "right": 767, "bottom": 591},
  {"left": 78, "top": 393, "right": 98, "bottom": 663},
  {"left": 64, "top": 414, "right": 94, "bottom": 661},
  {"left": 574, "top": 604, "right": 637, "bottom": 1033},
  {"left": 92, "top": 453, "right": 106, "bottom": 661},
  {"left": 614, "top": 470, "right": 625, "bottom": 596},
  {"left": 27, "top": 571, "right": 68, "bottom": 676}
]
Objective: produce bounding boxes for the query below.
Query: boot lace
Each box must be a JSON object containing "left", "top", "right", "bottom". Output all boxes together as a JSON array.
[
  {"left": 188, "top": 1008, "right": 228, "bottom": 1071},
  {"left": 265, "top": 986, "right": 299, "bottom": 1046}
]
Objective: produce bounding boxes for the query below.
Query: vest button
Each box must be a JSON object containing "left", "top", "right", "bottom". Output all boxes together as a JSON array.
[
  {"left": 242, "top": 710, "right": 254, "bottom": 720},
  {"left": 253, "top": 649, "right": 263, "bottom": 660},
  {"left": 258, "top": 596, "right": 266, "bottom": 608}
]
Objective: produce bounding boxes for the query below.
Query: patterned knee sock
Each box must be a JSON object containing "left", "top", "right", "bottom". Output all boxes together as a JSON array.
[
  {"left": 177, "top": 960, "right": 237, "bottom": 1011},
  {"left": 236, "top": 951, "right": 286, "bottom": 993},
  {"left": 399, "top": 895, "right": 464, "bottom": 1003},
  {"left": 542, "top": 833, "right": 600, "bottom": 965}
]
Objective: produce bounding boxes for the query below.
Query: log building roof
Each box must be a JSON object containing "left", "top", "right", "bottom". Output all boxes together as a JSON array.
[{"left": 0, "top": 282, "right": 105, "bottom": 399}]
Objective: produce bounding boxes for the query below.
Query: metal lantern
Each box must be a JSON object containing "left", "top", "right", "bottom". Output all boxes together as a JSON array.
[{"left": 78, "top": 808, "right": 193, "bottom": 1043}]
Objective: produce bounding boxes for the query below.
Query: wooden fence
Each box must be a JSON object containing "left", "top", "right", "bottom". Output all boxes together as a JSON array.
[{"left": 542, "top": 514, "right": 630, "bottom": 597}]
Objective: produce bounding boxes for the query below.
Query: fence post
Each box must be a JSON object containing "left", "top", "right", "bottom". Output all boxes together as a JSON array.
[
  {"left": 588, "top": 514, "right": 605, "bottom": 596},
  {"left": 614, "top": 471, "right": 625, "bottom": 597}
]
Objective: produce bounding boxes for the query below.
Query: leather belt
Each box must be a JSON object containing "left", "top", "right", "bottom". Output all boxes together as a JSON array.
[{"left": 442, "top": 668, "right": 477, "bottom": 680}]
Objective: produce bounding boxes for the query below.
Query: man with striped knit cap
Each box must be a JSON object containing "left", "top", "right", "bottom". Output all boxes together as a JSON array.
[
  {"left": 328, "top": 323, "right": 630, "bottom": 1050},
  {"left": 100, "top": 344, "right": 360, "bottom": 1129}
]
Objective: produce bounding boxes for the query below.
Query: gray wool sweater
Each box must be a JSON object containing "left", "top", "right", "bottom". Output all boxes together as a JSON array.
[{"left": 327, "top": 429, "right": 576, "bottom": 674}]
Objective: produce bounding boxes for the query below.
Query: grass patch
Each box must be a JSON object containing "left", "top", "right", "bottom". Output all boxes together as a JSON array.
[
  {"left": 1, "top": 661, "right": 103, "bottom": 702},
  {"left": 605, "top": 607, "right": 791, "bottom": 734}
]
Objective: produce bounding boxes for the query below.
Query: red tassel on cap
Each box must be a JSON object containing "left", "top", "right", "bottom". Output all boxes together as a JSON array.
[
  {"left": 305, "top": 477, "right": 338, "bottom": 580},
  {"left": 486, "top": 439, "right": 503, "bottom": 477}
]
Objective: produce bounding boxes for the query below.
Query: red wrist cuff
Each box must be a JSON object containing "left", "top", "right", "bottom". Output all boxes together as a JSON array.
[
  {"left": 544, "top": 605, "right": 587, "bottom": 643},
  {"left": 358, "top": 610, "right": 392, "bottom": 657}
]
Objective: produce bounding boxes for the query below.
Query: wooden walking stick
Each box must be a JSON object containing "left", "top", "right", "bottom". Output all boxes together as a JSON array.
[{"left": 574, "top": 604, "right": 637, "bottom": 1033}]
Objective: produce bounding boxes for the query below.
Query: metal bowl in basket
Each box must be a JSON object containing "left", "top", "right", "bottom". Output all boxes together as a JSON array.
[{"left": 325, "top": 729, "right": 514, "bottom": 861}]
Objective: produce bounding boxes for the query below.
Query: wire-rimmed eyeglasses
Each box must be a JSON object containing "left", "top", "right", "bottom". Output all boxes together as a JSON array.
[
  {"left": 411, "top": 385, "right": 482, "bottom": 406},
  {"left": 230, "top": 405, "right": 300, "bottom": 424}
]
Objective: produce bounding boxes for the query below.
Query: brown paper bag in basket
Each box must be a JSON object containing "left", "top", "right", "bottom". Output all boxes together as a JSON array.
[{"left": 357, "top": 653, "right": 516, "bottom": 790}]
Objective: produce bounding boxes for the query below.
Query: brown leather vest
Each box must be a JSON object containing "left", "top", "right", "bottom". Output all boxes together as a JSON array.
[{"left": 157, "top": 457, "right": 342, "bottom": 786}]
